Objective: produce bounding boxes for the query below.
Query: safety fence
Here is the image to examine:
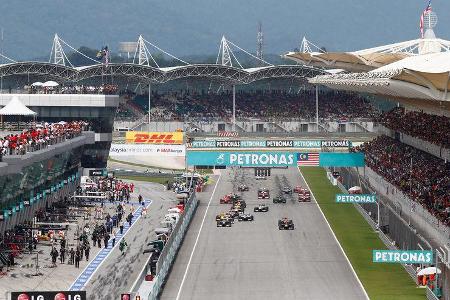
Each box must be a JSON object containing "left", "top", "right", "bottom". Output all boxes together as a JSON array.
[
  {"left": 336, "top": 167, "right": 449, "bottom": 300},
  {"left": 131, "top": 191, "right": 199, "bottom": 299}
]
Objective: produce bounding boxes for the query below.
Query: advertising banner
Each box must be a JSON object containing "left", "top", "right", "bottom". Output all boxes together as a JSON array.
[
  {"left": 187, "top": 151, "right": 296, "bottom": 167},
  {"left": 336, "top": 194, "right": 377, "bottom": 203},
  {"left": 89, "top": 169, "right": 107, "bottom": 177},
  {"left": 188, "top": 139, "right": 351, "bottom": 149},
  {"left": 187, "top": 151, "right": 364, "bottom": 167},
  {"left": 11, "top": 291, "right": 87, "bottom": 300},
  {"left": 318, "top": 152, "right": 364, "bottom": 167},
  {"left": 373, "top": 250, "right": 433, "bottom": 264},
  {"left": 110, "top": 144, "right": 186, "bottom": 157},
  {"left": 125, "top": 131, "right": 184, "bottom": 144}
]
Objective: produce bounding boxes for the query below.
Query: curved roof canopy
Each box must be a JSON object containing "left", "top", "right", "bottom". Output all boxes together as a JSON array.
[
  {"left": 284, "top": 37, "right": 450, "bottom": 73},
  {"left": 309, "top": 52, "right": 450, "bottom": 102}
]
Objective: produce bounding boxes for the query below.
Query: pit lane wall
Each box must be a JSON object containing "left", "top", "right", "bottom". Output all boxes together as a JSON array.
[{"left": 132, "top": 192, "right": 199, "bottom": 299}]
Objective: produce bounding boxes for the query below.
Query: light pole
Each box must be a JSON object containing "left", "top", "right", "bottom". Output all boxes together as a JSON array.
[
  {"left": 148, "top": 83, "right": 151, "bottom": 131},
  {"left": 232, "top": 85, "right": 236, "bottom": 132},
  {"left": 315, "top": 85, "right": 319, "bottom": 132}
]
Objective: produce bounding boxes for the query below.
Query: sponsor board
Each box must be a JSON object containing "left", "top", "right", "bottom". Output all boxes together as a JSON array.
[
  {"left": 372, "top": 250, "right": 433, "bottom": 264},
  {"left": 110, "top": 144, "right": 185, "bottom": 157},
  {"left": 125, "top": 131, "right": 184, "bottom": 144},
  {"left": 187, "top": 151, "right": 295, "bottom": 167},
  {"left": 88, "top": 169, "right": 107, "bottom": 177},
  {"left": 336, "top": 194, "right": 377, "bottom": 203},
  {"left": 188, "top": 139, "right": 351, "bottom": 149},
  {"left": 11, "top": 291, "right": 87, "bottom": 300},
  {"left": 186, "top": 151, "right": 365, "bottom": 167}
]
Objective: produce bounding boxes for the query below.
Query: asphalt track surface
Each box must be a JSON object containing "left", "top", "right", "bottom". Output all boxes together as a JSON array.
[{"left": 160, "top": 167, "right": 367, "bottom": 300}]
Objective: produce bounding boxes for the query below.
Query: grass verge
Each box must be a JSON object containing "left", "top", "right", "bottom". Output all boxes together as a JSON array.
[{"left": 300, "top": 167, "right": 424, "bottom": 300}]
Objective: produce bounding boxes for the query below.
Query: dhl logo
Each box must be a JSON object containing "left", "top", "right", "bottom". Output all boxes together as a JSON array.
[{"left": 126, "top": 132, "right": 184, "bottom": 144}]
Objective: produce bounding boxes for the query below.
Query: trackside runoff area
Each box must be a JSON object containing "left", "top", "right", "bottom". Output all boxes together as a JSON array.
[{"left": 300, "top": 167, "right": 425, "bottom": 300}]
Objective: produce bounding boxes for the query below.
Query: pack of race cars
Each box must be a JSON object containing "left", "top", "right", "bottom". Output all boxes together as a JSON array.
[{"left": 216, "top": 183, "right": 310, "bottom": 229}]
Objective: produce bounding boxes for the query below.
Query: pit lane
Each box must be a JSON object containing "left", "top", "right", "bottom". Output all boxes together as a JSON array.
[{"left": 160, "top": 167, "right": 367, "bottom": 300}]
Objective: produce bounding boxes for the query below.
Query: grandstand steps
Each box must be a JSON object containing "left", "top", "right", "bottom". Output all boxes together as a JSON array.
[{"left": 268, "top": 121, "right": 289, "bottom": 133}]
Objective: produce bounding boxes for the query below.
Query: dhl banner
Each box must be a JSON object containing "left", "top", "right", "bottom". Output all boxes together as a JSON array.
[{"left": 126, "top": 131, "right": 184, "bottom": 144}]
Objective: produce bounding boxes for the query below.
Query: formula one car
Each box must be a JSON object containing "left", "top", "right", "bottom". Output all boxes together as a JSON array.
[
  {"left": 237, "top": 184, "right": 249, "bottom": 192},
  {"left": 257, "top": 188, "right": 270, "bottom": 199},
  {"left": 278, "top": 218, "right": 294, "bottom": 230},
  {"left": 253, "top": 204, "right": 269, "bottom": 212},
  {"left": 238, "top": 213, "right": 254, "bottom": 222},
  {"left": 232, "top": 200, "right": 246, "bottom": 209},
  {"left": 220, "top": 193, "right": 241, "bottom": 204},
  {"left": 217, "top": 218, "right": 232, "bottom": 227},
  {"left": 228, "top": 209, "right": 241, "bottom": 219},
  {"left": 298, "top": 188, "right": 311, "bottom": 202},
  {"left": 293, "top": 186, "right": 302, "bottom": 193},
  {"left": 281, "top": 186, "right": 292, "bottom": 194},
  {"left": 216, "top": 212, "right": 234, "bottom": 223},
  {"left": 273, "top": 195, "right": 287, "bottom": 204}
]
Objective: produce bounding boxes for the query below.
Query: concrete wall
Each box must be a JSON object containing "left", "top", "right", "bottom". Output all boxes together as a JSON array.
[
  {"left": 378, "top": 125, "right": 450, "bottom": 161},
  {"left": 115, "top": 120, "right": 375, "bottom": 134}
]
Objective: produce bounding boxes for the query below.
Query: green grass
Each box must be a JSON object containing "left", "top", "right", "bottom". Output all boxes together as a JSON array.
[
  {"left": 116, "top": 175, "right": 175, "bottom": 185},
  {"left": 300, "top": 167, "right": 425, "bottom": 300}
]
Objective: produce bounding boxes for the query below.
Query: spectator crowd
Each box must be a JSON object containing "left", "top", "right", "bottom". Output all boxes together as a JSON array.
[
  {"left": 29, "top": 84, "right": 118, "bottom": 95},
  {"left": 124, "top": 90, "right": 379, "bottom": 122},
  {"left": 353, "top": 135, "right": 450, "bottom": 226},
  {"left": 0, "top": 121, "right": 89, "bottom": 160},
  {"left": 378, "top": 107, "right": 450, "bottom": 148}
]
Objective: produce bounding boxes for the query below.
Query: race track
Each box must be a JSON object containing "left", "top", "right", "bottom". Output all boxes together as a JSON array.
[{"left": 160, "top": 167, "right": 367, "bottom": 300}]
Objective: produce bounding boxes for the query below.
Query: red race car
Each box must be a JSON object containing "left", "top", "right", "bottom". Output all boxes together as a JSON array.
[
  {"left": 293, "top": 186, "right": 302, "bottom": 193},
  {"left": 298, "top": 188, "right": 311, "bottom": 202},
  {"left": 257, "top": 188, "right": 270, "bottom": 199},
  {"left": 220, "top": 193, "right": 241, "bottom": 204}
]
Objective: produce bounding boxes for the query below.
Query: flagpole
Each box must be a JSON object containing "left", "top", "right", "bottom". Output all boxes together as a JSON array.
[{"left": 1, "top": 28, "right": 3, "bottom": 94}]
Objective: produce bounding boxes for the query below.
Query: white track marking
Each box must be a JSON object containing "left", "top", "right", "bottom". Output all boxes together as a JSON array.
[
  {"left": 175, "top": 173, "right": 222, "bottom": 300},
  {"left": 298, "top": 168, "right": 370, "bottom": 300}
]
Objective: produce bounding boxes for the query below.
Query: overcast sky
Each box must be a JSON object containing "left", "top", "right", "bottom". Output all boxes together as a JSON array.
[{"left": 1, "top": 0, "right": 449, "bottom": 59}]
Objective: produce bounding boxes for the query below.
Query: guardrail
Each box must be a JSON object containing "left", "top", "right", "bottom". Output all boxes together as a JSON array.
[
  {"left": 131, "top": 191, "right": 199, "bottom": 299},
  {"left": 427, "top": 287, "right": 441, "bottom": 300}
]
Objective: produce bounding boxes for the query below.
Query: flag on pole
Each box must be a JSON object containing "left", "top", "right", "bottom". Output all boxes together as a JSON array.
[
  {"left": 297, "top": 153, "right": 320, "bottom": 166},
  {"left": 420, "top": 0, "right": 432, "bottom": 38}
]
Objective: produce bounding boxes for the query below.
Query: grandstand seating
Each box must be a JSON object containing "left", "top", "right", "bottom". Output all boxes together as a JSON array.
[
  {"left": 128, "top": 90, "right": 379, "bottom": 121},
  {"left": 379, "top": 108, "right": 450, "bottom": 148},
  {"left": 353, "top": 135, "right": 450, "bottom": 226}
]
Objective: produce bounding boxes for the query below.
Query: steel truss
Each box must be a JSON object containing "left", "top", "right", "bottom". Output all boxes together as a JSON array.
[{"left": 0, "top": 62, "right": 326, "bottom": 85}]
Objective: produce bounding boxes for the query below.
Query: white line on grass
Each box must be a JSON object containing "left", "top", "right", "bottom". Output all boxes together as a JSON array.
[
  {"left": 297, "top": 167, "right": 370, "bottom": 300},
  {"left": 175, "top": 172, "right": 222, "bottom": 300}
]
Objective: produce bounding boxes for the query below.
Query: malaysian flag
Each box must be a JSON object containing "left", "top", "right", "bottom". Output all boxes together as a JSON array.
[
  {"left": 420, "top": 0, "right": 432, "bottom": 38},
  {"left": 297, "top": 153, "right": 320, "bottom": 166}
]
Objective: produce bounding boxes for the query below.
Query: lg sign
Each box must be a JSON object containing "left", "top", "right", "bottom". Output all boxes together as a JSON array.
[{"left": 11, "top": 291, "right": 86, "bottom": 300}]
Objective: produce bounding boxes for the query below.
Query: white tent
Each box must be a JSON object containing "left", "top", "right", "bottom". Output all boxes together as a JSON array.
[
  {"left": 31, "top": 82, "right": 44, "bottom": 87},
  {"left": 418, "top": 267, "right": 441, "bottom": 276},
  {"left": 0, "top": 96, "right": 37, "bottom": 116},
  {"left": 42, "top": 81, "right": 59, "bottom": 87}
]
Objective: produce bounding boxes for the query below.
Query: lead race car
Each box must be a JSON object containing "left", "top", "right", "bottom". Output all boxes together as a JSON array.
[
  {"left": 238, "top": 212, "right": 254, "bottom": 221},
  {"left": 254, "top": 204, "right": 269, "bottom": 212},
  {"left": 278, "top": 218, "right": 295, "bottom": 230},
  {"left": 298, "top": 188, "right": 311, "bottom": 202},
  {"left": 220, "top": 193, "right": 241, "bottom": 204}
]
